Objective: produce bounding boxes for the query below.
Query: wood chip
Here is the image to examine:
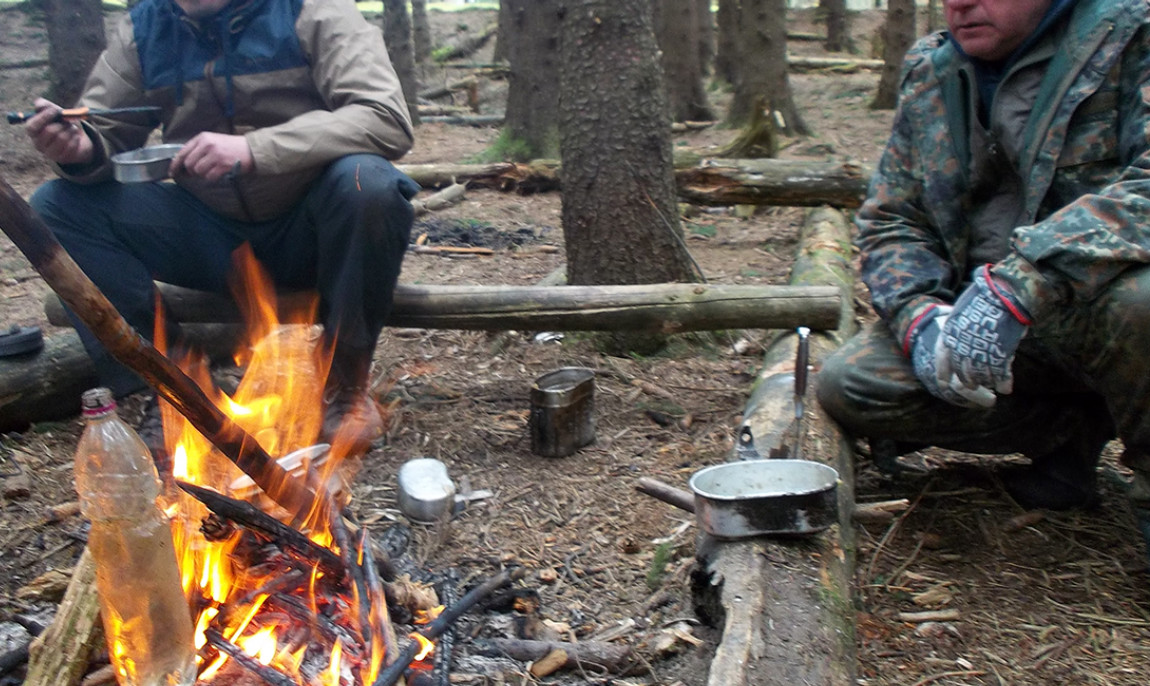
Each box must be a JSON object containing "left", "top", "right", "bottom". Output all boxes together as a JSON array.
[
  {"left": 528, "top": 648, "right": 568, "bottom": 678},
  {"left": 898, "top": 609, "right": 961, "bottom": 623}
]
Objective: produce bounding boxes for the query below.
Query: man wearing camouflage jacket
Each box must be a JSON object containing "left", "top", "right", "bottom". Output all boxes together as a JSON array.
[{"left": 818, "top": 0, "right": 1150, "bottom": 551}]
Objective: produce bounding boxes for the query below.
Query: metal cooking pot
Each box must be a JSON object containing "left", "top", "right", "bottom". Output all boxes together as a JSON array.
[
  {"left": 111, "top": 143, "right": 183, "bottom": 183},
  {"left": 688, "top": 459, "right": 839, "bottom": 539}
]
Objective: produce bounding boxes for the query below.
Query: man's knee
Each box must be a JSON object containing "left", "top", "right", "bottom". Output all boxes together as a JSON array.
[{"left": 320, "top": 155, "right": 420, "bottom": 214}]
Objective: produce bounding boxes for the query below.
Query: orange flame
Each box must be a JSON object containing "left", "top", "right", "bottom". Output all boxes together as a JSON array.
[
  {"left": 150, "top": 246, "right": 392, "bottom": 683},
  {"left": 411, "top": 632, "right": 436, "bottom": 662}
]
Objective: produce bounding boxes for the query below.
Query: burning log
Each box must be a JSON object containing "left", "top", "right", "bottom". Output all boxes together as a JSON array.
[
  {"left": 204, "top": 628, "right": 297, "bottom": 686},
  {"left": 177, "top": 481, "right": 344, "bottom": 576},
  {"left": 372, "top": 567, "right": 527, "bottom": 686},
  {"left": 0, "top": 173, "right": 316, "bottom": 521}
]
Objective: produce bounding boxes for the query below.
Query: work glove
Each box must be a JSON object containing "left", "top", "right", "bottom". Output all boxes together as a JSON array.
[
  {"left": 909, "top": 305, "right": 996, "bottom": 409},
  {"left": 939, "top": 265, "right": 1031, "bottom": 395}
]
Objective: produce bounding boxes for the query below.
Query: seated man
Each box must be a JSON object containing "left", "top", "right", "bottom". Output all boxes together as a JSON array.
[
  {"left": 817, "top": 0, "right": 1150, "bottom": 545},
  {"left": 22, "top": 0, "right": 419, "bottom": 452}
]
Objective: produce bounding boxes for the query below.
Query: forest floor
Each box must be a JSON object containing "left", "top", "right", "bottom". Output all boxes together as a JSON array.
[{"left": 1, "top": 5, "right": 1149, "bottom": 686}]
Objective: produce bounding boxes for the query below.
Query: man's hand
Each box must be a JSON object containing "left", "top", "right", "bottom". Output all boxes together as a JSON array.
[
  {"left": 910, "top": 305, "right": 996, "bottom": 408},
  {"left": 939, "top": 265, "right": 1031, "bottom": 394},
  {"left": 23, "top": 98, "right": 94, "bottom": 166},
  {"left": 171, "top": 132, "right": 253, "bottom": 182}
]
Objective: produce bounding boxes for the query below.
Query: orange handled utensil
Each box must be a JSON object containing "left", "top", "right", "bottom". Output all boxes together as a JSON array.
[{"left": 6, "top": 106, "right": 161, "bottom": 124}]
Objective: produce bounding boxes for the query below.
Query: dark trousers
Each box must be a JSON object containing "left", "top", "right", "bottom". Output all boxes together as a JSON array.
[
  {"left": 31, "top": 154, "right": 419, "bottom": 395},
  {"left": 817, "top": 265, "right": 1150, "bottom": 475}
]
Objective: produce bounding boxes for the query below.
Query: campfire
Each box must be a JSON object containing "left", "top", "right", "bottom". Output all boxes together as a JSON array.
[{"left": 144, "top": 248, "right": 465, "bottom": 686}]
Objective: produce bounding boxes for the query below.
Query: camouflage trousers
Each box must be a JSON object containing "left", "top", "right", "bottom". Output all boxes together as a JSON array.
[{"left": 817, "top": 264, "right": 1150, "bottom": 504}]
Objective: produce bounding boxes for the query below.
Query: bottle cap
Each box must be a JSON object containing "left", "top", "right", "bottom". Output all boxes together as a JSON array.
[{"left": 81, "top": 387, "right": 116, "bottom": 417}]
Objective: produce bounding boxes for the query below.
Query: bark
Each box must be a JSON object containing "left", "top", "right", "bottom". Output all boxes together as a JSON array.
[
  {"left": 47, "top": 282, "right": 843, "bottom": 332},
  {"left": 43, "top": 0, "right": 105, "bottom": 106},
  {"left": 23, "top": 550, "right": 101, "bottom": 686},
  {"left": 558, "top": 0, "right": 696, "bottom": 288},
  {"left": 728, "top": 0, "right": 809, "bottom": 135},
  {"left": 655, "top": 0, "right": 715, "bottom": 122},
  {"left": 715, "top": 0, "right": 739, "bottom": 85},
  {"left": 410, "top": 0, "right": 432, "bottom": 63},
  {"left": 871, "top": 0, "right": 918, "bottom": 110},
  {"left": 674, "top": 158, "right": 870, "bottom": 208},
  {"left": 383, "top": 0, "right": 420, "bottom": 126},
  {"left": 503, "top": 0, "right": 561, "bottom": 160}
]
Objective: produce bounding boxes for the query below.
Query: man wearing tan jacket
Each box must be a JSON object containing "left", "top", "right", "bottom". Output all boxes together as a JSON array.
[{"left": 22, "top": 0, "right": 418, "bottom": 455}]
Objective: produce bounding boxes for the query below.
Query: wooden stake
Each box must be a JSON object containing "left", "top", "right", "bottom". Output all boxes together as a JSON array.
[{"left": 23, "top": 549, "right": 102, "bottom": 686}]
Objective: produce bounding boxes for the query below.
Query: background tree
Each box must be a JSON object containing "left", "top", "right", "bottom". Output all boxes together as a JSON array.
[
  {"left": 558, "top": 0, "right": 697, "bottom": 299},
  {"left": 871, "top": 0, "right": 917, "bottom": 109},
  {"left": 410, "top": 0, "right": 432, "bottom": 64},
  {"left": 493, "top": 0, "right": 511, "bottom": 63},
  {"left": 695, "top": 0, "right": 715, "bottom": 76},
  {"left": 655, "top": 0, "right": 715, "bottom": 122},
  {"left": 728, "top": 0, "right": 808, "bottom": 135},
  {"left": 820, "top": 0, "right": 854, "bottom": 54},
  {"left": 714, "top": 0, "right": 739, "bottom": 85},
  {"left": 383, "top": 0, "right": 420, "bottom": 127},
  {"left": 502, "top": 0, "right": 562, "bottom": 160},
  {"left": 43, "top": 0, "right": 105, "bottom": 106},
  {"left": 925, "top": 0, "right": 941, "bottom": 33}
]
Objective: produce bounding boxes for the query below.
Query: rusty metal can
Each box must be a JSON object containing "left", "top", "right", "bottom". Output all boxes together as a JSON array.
[{"left": 530, "top": 367, "right": 596, "bottom": 457}]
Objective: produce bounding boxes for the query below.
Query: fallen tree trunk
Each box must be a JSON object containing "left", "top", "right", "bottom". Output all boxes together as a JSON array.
[
  {"left": 397, "top": 158, "right": 871, "bottom": 208},
  {"left": 47, "top": 282, "right": 841, "bottom": 333},
  {"left": 692, "top": 206, "right": 859, "bottom": 686},
  {"left": 0, "top": 324, "right": 241, "bottom": 433},
  {"left": 675, "top": 159, "right": 870, "bottom": 209},
  {"left": 786, "top": 55, "right": 884, "bottom": 72}
]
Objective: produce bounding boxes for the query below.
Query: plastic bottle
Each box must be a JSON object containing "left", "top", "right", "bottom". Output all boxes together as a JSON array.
[{"left": 74, "top": 388, "right": 197, "bottom": 686}]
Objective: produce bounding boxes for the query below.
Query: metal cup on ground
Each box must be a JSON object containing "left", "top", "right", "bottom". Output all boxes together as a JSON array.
[{"left": 529, "top": 367, "right": 596, "bottom": 457}]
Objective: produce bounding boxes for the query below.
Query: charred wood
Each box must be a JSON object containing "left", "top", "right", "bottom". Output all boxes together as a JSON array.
[
  {"left": 177, "top": 481, "right": 344, "bottom": 577},
  {"left": 203, "top": 629, "right": 296, "bottom": 686}
]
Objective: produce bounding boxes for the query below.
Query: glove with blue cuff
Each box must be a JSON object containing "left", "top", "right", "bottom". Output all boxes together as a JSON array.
[
  {"left": 908, "top": 305, "right": 995, "bottom": 409},
  {"left": 939, "top": 265, "right": 1031, "bottom": 395}
]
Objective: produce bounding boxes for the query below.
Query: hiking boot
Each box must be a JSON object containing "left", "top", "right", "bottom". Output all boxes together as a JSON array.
[
  {"left": 136, "top": 394, "right": 172, "bottom": 478},
  {"left": 1002, "top": 415, "right": 1113, "bottom": 511},
  {"left": 320, "top": 345, "right": 383, "bottom": 453}
]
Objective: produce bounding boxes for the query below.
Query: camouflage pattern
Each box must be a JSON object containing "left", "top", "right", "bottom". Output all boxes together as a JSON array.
[
  {"left": 822, "top": 0, "right": 1150, "bottom": 477},
  {"left": 857, "top": 0, "right": 1150, "bottom": 345}
]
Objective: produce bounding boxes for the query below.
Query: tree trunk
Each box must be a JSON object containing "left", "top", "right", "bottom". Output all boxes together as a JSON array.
[
  {"left": 43, "top": 0, "right": 105, "bottom": 107},
  {"left": 715, "top": 0, "right": 739, "bottom": 85},
  {"left": 494, "top": 0, "right": 512, "bottom": 63},
  {"left": 655, "top": 0, "right": 715, "bottom": 122},
  {"left": 728, "top": 0, "right": 809, "bottom": 135},
  {"left": 695, "top": 0, "right": 715, "bottom": 76},
  {"left": 820, "top": 0, "right": 853, "bottom": 54},
  {"left": 871, "top": 0, "right": 917, "bottom": 110},
  {"left": 410, "top": 0, "right": 432, "bottom": 64},
  {"left": 503, "top": 0, "right": 562, "bottom": 160},
  {"left": 926, "top": 0, "right": 941, "bottom": 34},
  {"left": 383, "top": 0, "right": 421, "bottom": 127},
  {"left": 559, "top": 0, "right": 697, "bottom": 292}
]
